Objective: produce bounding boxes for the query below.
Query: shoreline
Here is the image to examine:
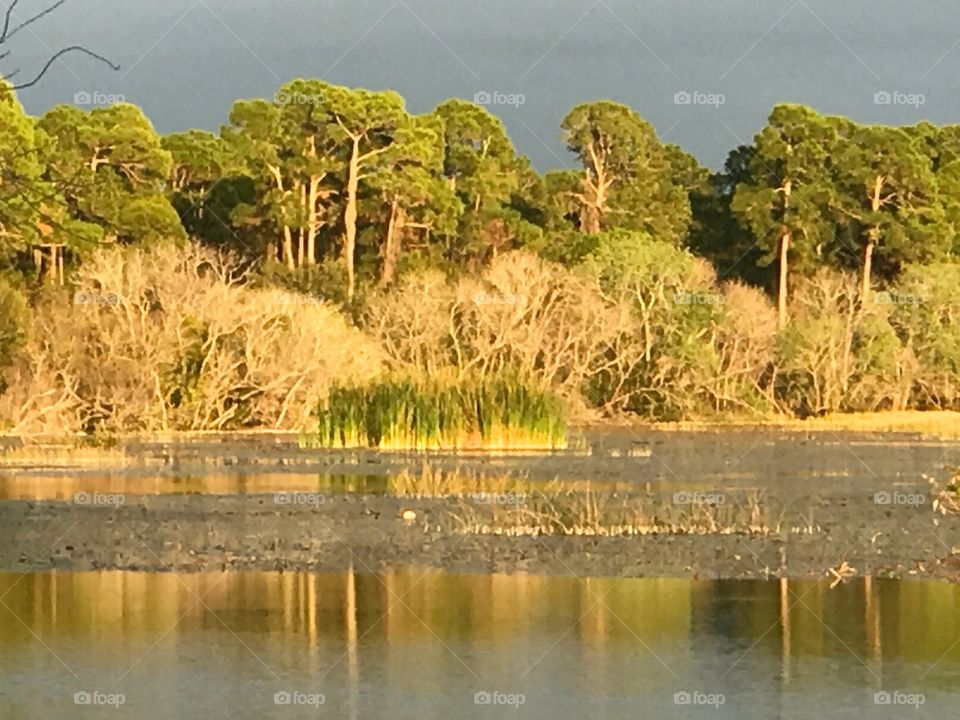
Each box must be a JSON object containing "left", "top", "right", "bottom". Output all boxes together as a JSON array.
[
  {"left": 2, "top": 411, "right": 959, "bottom": 477},
  {"left": 3, "top": 409, "right": 960, "bottom": 444}
]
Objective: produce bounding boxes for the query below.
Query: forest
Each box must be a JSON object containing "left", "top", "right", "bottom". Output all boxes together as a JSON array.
[{"left": 0, "top": 78, "right": 958, "bottom": 434}]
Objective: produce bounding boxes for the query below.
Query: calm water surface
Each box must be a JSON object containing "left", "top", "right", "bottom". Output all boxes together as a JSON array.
[{"left": 1, "top": 570, "right": 958, "bottom": 718}]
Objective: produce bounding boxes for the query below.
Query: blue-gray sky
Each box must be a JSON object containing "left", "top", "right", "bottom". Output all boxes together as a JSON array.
[{"left": 6, "top": 0, "right": 960, "bottom": 170}]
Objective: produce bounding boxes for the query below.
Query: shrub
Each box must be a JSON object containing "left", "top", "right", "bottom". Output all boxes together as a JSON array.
[{"left": 0, "top": 243, "right": 383, "bottom": 433}]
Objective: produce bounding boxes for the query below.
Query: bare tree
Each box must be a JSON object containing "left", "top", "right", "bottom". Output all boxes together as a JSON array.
[{"left": 1, "top": 0, "right": 118, "bottom": 91}]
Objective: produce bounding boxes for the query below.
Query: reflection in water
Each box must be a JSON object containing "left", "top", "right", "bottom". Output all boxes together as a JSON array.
[
  {"left": 0, "top": 473, "right": 386, "bottom": 501},
  {"left": 1, "top": 570, "right": 959, "bottom": 718}
]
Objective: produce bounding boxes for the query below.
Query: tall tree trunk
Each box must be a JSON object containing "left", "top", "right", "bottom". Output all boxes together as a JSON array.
[
  {"left": 297, "top": 183, "right": 307, "bottom": 268},
  {"left": 381, "top": 198, "right": 401, "bottom": 287},
  {"left": 582, "top": 142, "right": 609, "bottom": 234},
  {"left": 269, "top": 165, "right": 296, "bottom": 270},
  {"left": 777, "top": 179, "right": 793, "bottom": 330},
  {"left": 862, "top": 175, "right": 884, "bottom": 302},
  {"left": 344, "top": 138, "right": 361, "bottom": 300},
  {"left": 305, "top": 136, "right": 319, "bottom": 267},
  {"left": 583, "top": 204, "right": 601, "bottom": 235},
  {"left": 307, "top": 175, "right": 320, "bottom": 267},
  {"left": 777, "top": 228, "right": 791, "bottom": 330},
  {"left": 862, "top": 233, "right": 876, "bottom": 303},
  {"left": 282, "top": 231, "right": 295, "bottom": 271}
]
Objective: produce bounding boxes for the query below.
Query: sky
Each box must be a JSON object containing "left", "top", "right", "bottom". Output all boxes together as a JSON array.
[{"left": 5, "top": 0, "right": 960, "bottom": 170}]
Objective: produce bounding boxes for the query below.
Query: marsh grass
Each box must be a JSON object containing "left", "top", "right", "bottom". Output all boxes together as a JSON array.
[
  {"left": 387, "top": 464, "right": 773, "bottom": 536},
  {"left": 451, "top": 486, "right": 772, "bottom": 537},
  {"left": 313, "top": 375, "right": 567, "bottom": 450}
]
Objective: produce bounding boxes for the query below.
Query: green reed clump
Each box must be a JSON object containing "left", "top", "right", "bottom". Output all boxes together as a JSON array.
[{"left": 316, "top": 374, "right": 566, "bottom": 450}]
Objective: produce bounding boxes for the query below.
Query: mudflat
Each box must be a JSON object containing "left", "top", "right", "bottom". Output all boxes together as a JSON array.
[{"left": 1, "top": 430, "right": 957, "bottom": 582}]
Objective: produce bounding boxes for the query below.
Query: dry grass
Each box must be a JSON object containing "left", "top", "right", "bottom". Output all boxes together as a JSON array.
[
  {"left": 389, "top": 464, "right": 774, "bottom": 537},
  {"left": 451, "top": 486, "right": 772, "bottom": 537}
]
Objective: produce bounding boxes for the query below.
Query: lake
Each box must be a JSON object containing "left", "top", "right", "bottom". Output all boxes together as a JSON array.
[{"left": 0, "top": 570, "right": 958, "bottom": 718}]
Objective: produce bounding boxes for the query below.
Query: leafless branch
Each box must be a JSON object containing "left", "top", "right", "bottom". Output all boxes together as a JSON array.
[{"left": 0, "top": 1, "right": 119, "bottom": 91}]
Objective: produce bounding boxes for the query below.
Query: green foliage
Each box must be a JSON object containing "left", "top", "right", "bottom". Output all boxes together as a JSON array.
[
  {"left": 559, "top": 101, "right": 691, "bottom": 242},
  {"left": 3, "top": 79, "right": 960, "bottom": 427},
  {"left": 315, "top": 374, "right": 567, "bottom": 450},
  {"left": 579, "top": 231, "right": 729, "bottom": 418},
  {"left": 0, "top": 277, "right": 27, "bottom": 367},
  {"left": 889, "top": 263, "right": 960, "bottom": 408},
  {"left": 732, "top": 104, "right": 838, "bottom": 274},
  {"left": 37, "top": 102, "right": 185, "bottom": 246},
  {"left": 0, "top": 81, "right": 52, "bottom": 266}
]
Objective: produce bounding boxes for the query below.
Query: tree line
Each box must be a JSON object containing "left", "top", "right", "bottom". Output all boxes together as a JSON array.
[
  {"left": 1, "top": 79, "right": 958, "bottom": 428},
  {"left": 3, "top": 80, "right": 959, "bottom": 312}
]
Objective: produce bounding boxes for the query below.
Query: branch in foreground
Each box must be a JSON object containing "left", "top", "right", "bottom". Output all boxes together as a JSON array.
[
  {"left": 7, "top": 45, "right": 119, "bottom": 90},
  {"left": 1, "top": 1, "right": 119, "bottom": 90}
]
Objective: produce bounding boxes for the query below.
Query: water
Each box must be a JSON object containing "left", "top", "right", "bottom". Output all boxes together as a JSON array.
[
  {"left": 1, "top": 569, "right": 958, "bottom": 718},
  {"left": 4, "top": 430, "right": 957, "bottom": 491}
]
